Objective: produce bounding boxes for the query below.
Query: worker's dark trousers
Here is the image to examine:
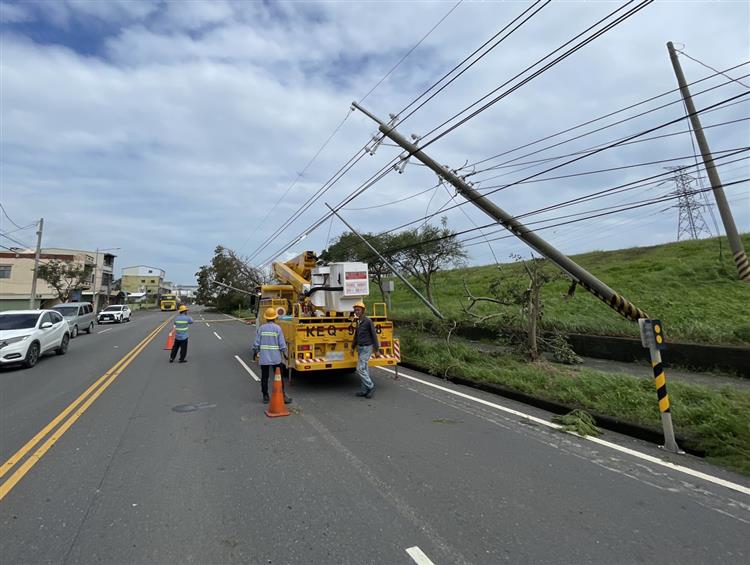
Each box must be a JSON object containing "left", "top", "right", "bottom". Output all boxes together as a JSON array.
[
  {"left": 170, "top": 338, "right": 188, "bottom": 361},
  {"left": 261, "top": 364, "right": 286, "bottom": 396}
]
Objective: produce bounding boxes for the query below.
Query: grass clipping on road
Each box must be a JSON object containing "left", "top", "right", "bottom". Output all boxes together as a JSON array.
[{"left": 400, "top": 330, "right": 750, "bottom": 475}]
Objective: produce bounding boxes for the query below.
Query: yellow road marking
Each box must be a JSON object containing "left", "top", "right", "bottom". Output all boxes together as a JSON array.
[{"left": 0, "top": 318, "right": 170, "bottom": 501}]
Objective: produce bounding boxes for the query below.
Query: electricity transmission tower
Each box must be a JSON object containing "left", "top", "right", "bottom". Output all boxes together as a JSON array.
[{"left": 666, "top": 166, "right": 711, "bottom": 241}]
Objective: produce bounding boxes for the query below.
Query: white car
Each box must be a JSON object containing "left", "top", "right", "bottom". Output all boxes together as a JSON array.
[
  {"left": 97, "top": 305, "right": 132, "bottom": 324},
  {"left": 0, "top": 310, "right": 71, "bottom": 369}
]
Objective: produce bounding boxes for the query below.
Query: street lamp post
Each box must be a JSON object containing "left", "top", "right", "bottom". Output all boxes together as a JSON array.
[{"left": 92, "top": 247, "right": 120, "bottom": 313}]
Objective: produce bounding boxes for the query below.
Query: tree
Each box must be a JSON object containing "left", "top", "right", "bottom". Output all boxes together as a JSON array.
[
  {"left": 37, "top": 260, "right": 94, "bottom": 302},
  {"left": 195, "top": 246, "right": 264, "bottom": 312},
  {"left": 320, "top": 231, "right": 395, "bottom": 300},
  {"left": 462, "top": 254, "right": 580, "bottom": 363},
  {"left": 392, "top": 217, "right": 467, "bottom": 304}
]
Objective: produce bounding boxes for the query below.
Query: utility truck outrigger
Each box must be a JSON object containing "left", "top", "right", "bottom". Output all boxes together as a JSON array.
[{"left": 256, "top": 251, "right": 400, "bottom": 372}]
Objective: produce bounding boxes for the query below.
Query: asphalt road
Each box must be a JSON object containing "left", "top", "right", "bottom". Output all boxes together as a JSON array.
[{"left": 1, "top": 306, "right": 748, "bottom": 564}]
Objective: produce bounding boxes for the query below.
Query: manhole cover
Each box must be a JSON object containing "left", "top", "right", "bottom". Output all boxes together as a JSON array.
[{"left": 172, "top": 402, "right": 217, "bottom": 413}]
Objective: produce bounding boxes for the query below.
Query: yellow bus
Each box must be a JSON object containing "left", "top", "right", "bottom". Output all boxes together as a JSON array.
[{"left": 159, "top": 294, "right": 178, "bottom": 311}]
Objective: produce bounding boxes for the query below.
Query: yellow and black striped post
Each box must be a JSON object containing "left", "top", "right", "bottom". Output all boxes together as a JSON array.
[
  {"left": 649, "top": 347, "right": 680, "bottom": 453},
  {"left": 639, "top": 319, "right": 681, "bottom": 453}
]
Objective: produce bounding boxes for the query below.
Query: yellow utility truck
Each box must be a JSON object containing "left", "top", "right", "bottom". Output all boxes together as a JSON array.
[{"left": 257, "top": 251, "right": 400, "bottom": 372}]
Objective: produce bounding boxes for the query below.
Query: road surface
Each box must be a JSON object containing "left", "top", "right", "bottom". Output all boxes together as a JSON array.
[{"left": 2, "top": 306, "right": 748, "bottom": 564}]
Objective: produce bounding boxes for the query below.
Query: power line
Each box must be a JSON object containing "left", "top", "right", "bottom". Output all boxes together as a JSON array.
[
  {"left": 359, "top": 0, "right": 465, "bottom": 104},
  {"left": 676, "top": 48, "right": 750, "bottom": 89},
  {"left": 467, "top": 77, "right": 750, "bottom": 178},
  {"left": 0, "top": 203, "right": 28, "bottom": 230},
  {"left": 243, "top": 0, "right": 465, "bottom": 262},
  {"left": 262, "top": 1, "right": 653, "bottom": 262},
  {"left": 397, "top": 0, "right": 552, "bottom": 122},
  {"left": 463, "top": 64, "right": 749, "bottom": 174},
  {"left": 380, "top": 90, "right": 750, "bottom": 234},
  {"left": 417, "top": 0, "right": 655, "bottom": 149}
]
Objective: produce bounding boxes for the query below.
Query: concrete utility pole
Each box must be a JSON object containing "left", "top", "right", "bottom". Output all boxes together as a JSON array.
[
  {"left": 325, "top": 203, "right": 445, "bottom": 320},
  {"left": 666, "top": 41, "right": 749, "bottom": 281},
  {"left": 351, "top": 102, "right": 647, "bottom": 322},
  {"left": 353, "top": 102, "right": 683, "bottom": 453},
  {"left": 29, "top": 218, "right": 43, "bottom": 309}
]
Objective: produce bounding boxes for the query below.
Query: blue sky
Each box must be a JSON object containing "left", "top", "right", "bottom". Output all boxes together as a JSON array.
[{"left": 1, "top": 0, "right": 748, "bottom": 286}]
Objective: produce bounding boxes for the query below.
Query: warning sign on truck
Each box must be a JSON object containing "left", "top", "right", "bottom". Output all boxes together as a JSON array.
[{"left": 344, "top": 270, "right": 369, "bottom": 296}]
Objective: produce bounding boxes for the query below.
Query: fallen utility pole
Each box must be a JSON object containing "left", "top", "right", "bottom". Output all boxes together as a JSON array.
[
  {"left": 666, "top": 42, "right": 749, "bottom": 282},
  {"left": 352, "top": 102, "right": 647, "bottom": 321},
  {"left": 352, "top": 102, "right": 681, "bottom": 453},
  {"left": 29, "top": 218, "right": 43, "bottom": 309},
  {"left": 325, "top": 203, "right": 445, "bottom": 320},
  {"left": 209, "top": 278, "right": 258, "bottom": 296}
]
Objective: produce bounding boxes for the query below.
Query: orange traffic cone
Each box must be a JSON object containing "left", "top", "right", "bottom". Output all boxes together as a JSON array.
[
  {"left": 265, "top": 367, "right": 290, "bottom": 418},
  {"left": 164, "top": 328, "right": 175, "bottom": 350}
]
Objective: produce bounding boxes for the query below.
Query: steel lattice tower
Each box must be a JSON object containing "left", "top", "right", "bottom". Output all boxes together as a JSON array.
[{"left": 666, "top": 166, "right": 711, "bottom": 240}]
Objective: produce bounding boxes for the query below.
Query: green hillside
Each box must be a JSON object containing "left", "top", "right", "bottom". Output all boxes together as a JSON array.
[{"left": 387, "top": 234, "right": 750, "bottom": 345}]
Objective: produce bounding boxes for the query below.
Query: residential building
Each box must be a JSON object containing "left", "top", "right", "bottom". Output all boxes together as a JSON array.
[
  {"left": 0, "top": 248, "right": 117, "bottom": 311},
  {"left": 121, "top": 265, "right": 166, "bottom": 297}
]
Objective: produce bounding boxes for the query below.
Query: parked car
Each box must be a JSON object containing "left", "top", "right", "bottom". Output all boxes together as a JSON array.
[
  {"left": 53, "top": 302, "right": 95, "bottom": 338},
  {"left": 97, "top": 305, "right": 132, "bottom": 324},
  {"left": 0, "top": 310, "right": 70, "bottom": 369}
]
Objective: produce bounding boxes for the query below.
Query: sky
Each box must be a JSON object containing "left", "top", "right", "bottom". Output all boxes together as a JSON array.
[{"left": 1, "top": 0, "right": 748, "bottom": 286}]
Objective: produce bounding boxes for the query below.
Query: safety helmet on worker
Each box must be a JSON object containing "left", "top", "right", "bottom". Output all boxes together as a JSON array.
[
  {"left": 264, "top": 307, "right": 278, "bottom": 321},
  {"left": 353, "top": 301, "right": 366, "bottom": 311},
  {"left": 178, "top": 305, "right": 189, "bottom": 312}
]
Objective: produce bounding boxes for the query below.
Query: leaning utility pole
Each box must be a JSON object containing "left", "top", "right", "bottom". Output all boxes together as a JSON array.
[
  {"left": 352, "top": 102, "right": 647, "bottom": 321},
  {"left": 324, "top": 203, "right": 445, "bottom": 320},
  {"left": 666, "top": 42, "right": 749, "bottom": 281},
  {"left": 352, "top": 102, "right": 681, "bottom": 453},
  {"left": 29, "top": 218, "right": 43, "bottom": 309}
]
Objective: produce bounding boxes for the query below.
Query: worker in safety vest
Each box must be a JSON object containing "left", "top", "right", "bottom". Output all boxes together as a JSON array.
[
  {"left": 352, "top": 301, "right": 379, "bottom": 398},
  {"left": 252, "top": 307, "right": 292, "bottom": 405},
  {"left": 169, "top": 304, "right": 194, "bottom": 363}
]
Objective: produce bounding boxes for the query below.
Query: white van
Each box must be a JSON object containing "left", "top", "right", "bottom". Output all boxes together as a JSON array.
[{"left": 52, "top": 302, "right": 95, "bottom": 338}]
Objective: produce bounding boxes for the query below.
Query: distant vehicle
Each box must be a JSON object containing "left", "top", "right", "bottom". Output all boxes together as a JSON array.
[
  {"left": 0, "top": 310, "right": 70, "bottom": 369},
  {"left": 159, "top": 294, "right": 178, "bottom": 311},
  {"left": 97, "top": 305, "right": 132, "bottom": 324},
  {"left": 53, "top": 302, "right": 95, "bottom": 338}
]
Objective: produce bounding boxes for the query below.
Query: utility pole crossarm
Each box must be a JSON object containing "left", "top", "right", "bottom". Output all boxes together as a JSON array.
[{"left": 351, "top": 102, "right": 647, "bottom": 322}]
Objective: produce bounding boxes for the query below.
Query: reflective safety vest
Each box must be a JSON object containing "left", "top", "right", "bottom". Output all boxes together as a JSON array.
[
  {"left": 174, "top": 314, "right": 193, "bottom": 340},
  {"left": 253, "top": 322, "right": 287, "bottom": 365}
]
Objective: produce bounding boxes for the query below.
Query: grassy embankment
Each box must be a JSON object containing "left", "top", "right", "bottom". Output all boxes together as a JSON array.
[
  {"left": 401, "top": 330, "right": 750, "bottom": 475},
  {"left": 389, "top": 235, "right": 750, "bottom": 345}
]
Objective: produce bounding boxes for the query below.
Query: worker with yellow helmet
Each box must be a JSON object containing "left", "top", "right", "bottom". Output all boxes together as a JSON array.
[
  {"left": 169, "top": 304, "right": 193, "bottom": 363},
  {"left": 352, "top": 301, "right": 379, "bottom": 398},
  {"left": 252, "top": 307, "right": 292, "bottom": 404}
]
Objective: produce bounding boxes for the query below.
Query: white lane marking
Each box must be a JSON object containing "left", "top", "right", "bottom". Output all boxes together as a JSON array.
[
  {"left": 205, "top": 323, "right": 211, "bottom": 327},
  {"left": 377, "top": 366, "right": 750, "bottom": 497},
  {"left": 234, "top": 355, "right": 260, "bottom": 381},
  {"left": 97, "top": 328, "right": 112, "bottom": 334},
  {"left": 406, "top": 546, "right": 436, "bottom": 565},
  {"left": 213, "top": 331, "right": 222, "bottom": 340}
]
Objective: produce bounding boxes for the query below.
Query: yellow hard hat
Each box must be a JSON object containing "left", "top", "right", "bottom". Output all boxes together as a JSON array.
[
  {"left": 178, "top": 305, "right": 188, "bottom": 312},
  {"left": 264, "top": 307, "right": 278, "bottom": 320},
  {"left": 353, "top": 301, "right": 366, "bottom": 310}
]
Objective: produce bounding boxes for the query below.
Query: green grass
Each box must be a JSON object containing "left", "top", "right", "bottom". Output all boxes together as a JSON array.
[
  {"left": 400, "top": 330, "right": 750, "bottom": 475},
  {"left": 388, "top": 235, "right": 750, "bottom": 345}
]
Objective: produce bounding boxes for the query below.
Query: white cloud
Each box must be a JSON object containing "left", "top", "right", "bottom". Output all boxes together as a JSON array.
[
  {"left": 0, "top": 1, "right": 33, "bottom": 23},
  {"left": 1, "top": 1, "right": 748, "bottom": 284}
]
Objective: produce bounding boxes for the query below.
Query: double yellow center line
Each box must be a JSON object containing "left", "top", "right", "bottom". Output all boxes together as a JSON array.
[{"left": 0, "top": 318, "right": 171, "bottom": 501}]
